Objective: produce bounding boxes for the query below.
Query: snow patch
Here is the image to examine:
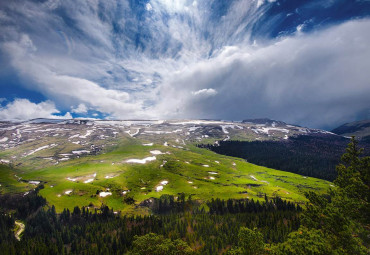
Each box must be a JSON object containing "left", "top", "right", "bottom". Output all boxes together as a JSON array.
[
  {"left": 79, "top": 130, "right": 93, "bottom": 139},
  {"left": 156, "top": 186, "right": 163, "bottom": 192},
  {"left": 105, "top": 174, "right": 117, "bottom": 179},
  {"left": 125, "top": 129, "right": 140, "bottom": 137},
  {"left": 0, "top": 137, "right": 9, "bottom": 142},
  {"left": 99, "top": 192, "right": 112, "bottom": 197},
  {"left": 28, "top": 181, "right": 40, "bottom": 185},
  {"left": 160, "top": 160, "right": 167, "bottom": 168},
  {"left": 65, "top": 190, "right": 73, "bottom": 195},
  {"left": 250, "top": 175, "right": 258, "bottom": 181},
  {"left": 126, "top": 156, "right": 156, "bottom": 164},
  {"left": 160, "top": 180, "right": 168, "bottom": 185},
  {"left": 150, "top": 150, "right": 164, "bottom": 155},
  {"left": 144, "top": 130, "right": 171, "bottom": 134},
  {"left": 143, "top": 143, "right": 153, "bottom": 146},
  {"left": 156, "top": 180, "right": 168, "bottom": 192},
  {"left": 189, "top": 126, "right": 200, "bottom": 132},
  {"left": 72, "top": 150, "right": 90, "bottom": 155},
  {"left": 69, "top": 134, "right": 80, "bottom": 139},
  {"left": 254, "top": 127, "right": 289, "bottom": 135},
  {"left": 169, "top": 120, "right": 232, "bottom": 125},
  {"left": 26, "top": 144, "right": 57, "bottom": 156}
]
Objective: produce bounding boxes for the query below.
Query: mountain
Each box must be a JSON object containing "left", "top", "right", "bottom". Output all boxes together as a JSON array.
[
  {"left": 242, "top": 118, "right": 287, "bottom": 126},
  {"left": 199, "top": 119, "right": 370, "bottom": 181},
  {"left": 331, "top": 119, "right": 370, "bottom": 142},
  {"left": 0, "top": 118, "right": 334, "bottom": 214}
]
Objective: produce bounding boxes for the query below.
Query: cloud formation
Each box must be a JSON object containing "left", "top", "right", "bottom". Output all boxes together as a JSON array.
[
  {"left": 192, "top": 89, "right": 218, "bottom": 97},
  {"left": 155, "top": 19, "right": 370, "bottom": 128},
  {"left": 0, "top": 99, "right": 71, "bottom": 120},
  {"left": 0, "top": 0, "right": 369, "bottom": 128},
  {"left": 72, "top": 104, "right": 88, "bottom": 114}
]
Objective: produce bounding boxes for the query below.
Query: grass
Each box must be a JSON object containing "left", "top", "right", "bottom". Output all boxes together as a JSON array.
[
  {"left": 1, "top": 139, "right": 332, "bottom": 213},
  {"left": 0, "top": 165, "right": 30, "bottom": 194}
]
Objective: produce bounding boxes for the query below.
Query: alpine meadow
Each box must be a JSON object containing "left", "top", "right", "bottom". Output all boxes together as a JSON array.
[{"left": 0, "top": 0, "right": 369, "bottom": 254}]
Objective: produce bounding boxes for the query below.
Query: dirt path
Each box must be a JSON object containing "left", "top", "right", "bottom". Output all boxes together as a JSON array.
[{"left": 14, "top": 220, "right": 25, "bottom": 241}]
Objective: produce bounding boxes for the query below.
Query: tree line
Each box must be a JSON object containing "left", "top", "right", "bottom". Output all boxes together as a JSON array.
[{"left": 198, "top": 134, "right": 370, "bottom": 181}]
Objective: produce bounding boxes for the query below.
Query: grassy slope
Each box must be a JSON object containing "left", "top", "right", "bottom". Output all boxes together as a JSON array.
[
  {"left": 1, "top": 138, "right": 331, "bottom": 213},
  {"left": 0, "top": 165, "right": 30, "bottom": 194}
]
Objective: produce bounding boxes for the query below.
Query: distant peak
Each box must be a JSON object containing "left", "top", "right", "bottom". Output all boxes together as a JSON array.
[{"left": 242, "top": 118, "right": 286, "bottom": 126}]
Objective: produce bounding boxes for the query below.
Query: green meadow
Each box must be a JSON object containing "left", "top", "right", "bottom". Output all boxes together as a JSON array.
[{"left": 0, "top": 138, "right": 332, "bottom": 214}]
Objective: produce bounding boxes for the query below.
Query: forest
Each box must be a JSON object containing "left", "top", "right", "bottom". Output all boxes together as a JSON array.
[
  {"left": 0, "top": 138, "right": 369, "bottom": 254},
  {"left": 199, "top": 134, "right": 370, "bottom": 181}
]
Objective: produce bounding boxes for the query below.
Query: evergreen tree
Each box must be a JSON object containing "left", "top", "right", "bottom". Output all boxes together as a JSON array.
[
  {"left": 272, "top": 137, "right": 369, "bottom": 254},
  {"left": 226, "top": 227, "right": 265, "bottom": 255},
  {"left": 127, "top": 233, "right": 193, "bottom": 255}
]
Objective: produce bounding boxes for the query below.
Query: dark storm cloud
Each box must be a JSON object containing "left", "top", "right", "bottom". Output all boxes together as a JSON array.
[{"left": 156, "top": 20, "right": 370, "bottom": 129}]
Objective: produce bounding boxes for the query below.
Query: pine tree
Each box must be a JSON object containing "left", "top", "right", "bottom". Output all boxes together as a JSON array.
[{"left": 272, "top": 137, "right": 369, "bottom": 254}]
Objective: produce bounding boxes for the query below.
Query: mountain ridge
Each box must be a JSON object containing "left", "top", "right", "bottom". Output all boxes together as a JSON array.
[{"left": 331, "top": 119, "right": 370, "bottom": 142}]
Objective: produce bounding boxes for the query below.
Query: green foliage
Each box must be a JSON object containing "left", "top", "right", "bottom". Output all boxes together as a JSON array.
[
  {"left": 0, "top": 194, "right": 300, "bottom": 254},
  {"left": 274, "top": 137, "right": 370, "bottom": 254},
  {"left": 238, "top": 227, "right": 265, "bottom": 255},
  {"left": 127, "top": 233, "right": 193, "bottom": 255},
  {"left": 226, "top": 227, "right": 265, "bottom": 255},
  {"left": 226, "top": 247, "right": 244, "bottom": 255},
  {"left": 271, "top": 227, "right": 331, "bottom": 255},
  {"left": 334, "top": 138, "right": 370, "bottom": 224}
]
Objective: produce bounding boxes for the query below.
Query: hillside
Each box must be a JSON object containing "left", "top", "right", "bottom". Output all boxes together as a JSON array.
[
  {"left": 201, "top": 134, "right": 370, "bottom": 181},
  {"left": 331, "top": 119, "right": 370, "bottom": 142},
  {"left": 0, "top": 119, "right": 332, "bottom": 213}
]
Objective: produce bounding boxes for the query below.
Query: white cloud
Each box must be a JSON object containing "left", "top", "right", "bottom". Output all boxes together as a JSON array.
[
  {"left": 71, "top": 103, "right": 88, "bottom": 114},
  {"left": 2, "top": 34, "right": 149, "bottom": 119},
  {"left": 146, "top": 3, "right": 153, "bottom": 11},
  {"left": 0, "top": 99, "right": 70, "bottom": 120},
  {"left": 257, "top": 0, "right": 265, "bottom": 8},
  {"left": 191, "top": 88, "right": 217, "bottom": 97}
]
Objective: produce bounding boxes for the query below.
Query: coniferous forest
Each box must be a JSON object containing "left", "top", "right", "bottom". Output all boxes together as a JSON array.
[
  {"left": 0, "top": 138, "right": 369, "bottom": 254},
  {"left": 199, "top": 134, "right": 370, "bottom": 181}
]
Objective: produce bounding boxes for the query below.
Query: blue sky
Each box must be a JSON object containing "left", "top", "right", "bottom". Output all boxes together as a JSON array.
[{"left": 0, "top": 0, "right": 369, "bottom": 129}]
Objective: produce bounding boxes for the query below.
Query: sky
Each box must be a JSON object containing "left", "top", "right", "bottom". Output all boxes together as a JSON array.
[{"left": 0, "top": 0, "right": 370, "bottom": 129}]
